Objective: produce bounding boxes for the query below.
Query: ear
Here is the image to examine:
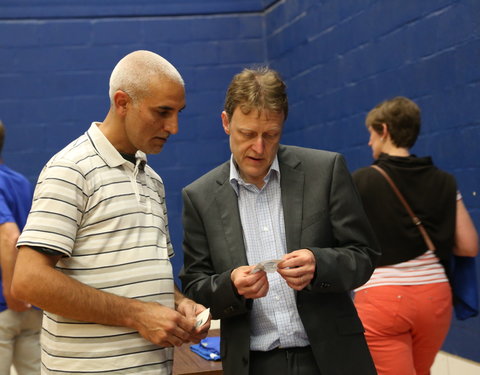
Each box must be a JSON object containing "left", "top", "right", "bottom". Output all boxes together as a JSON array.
[
  {"left": 221, "top": 111, "right": 231, "bottom": 135},
  {"left": 381, "top": 123, "right": 389, "bottom": 138},
  {"left": 113, "top": 90, "right": 130, "bottom": 116}
]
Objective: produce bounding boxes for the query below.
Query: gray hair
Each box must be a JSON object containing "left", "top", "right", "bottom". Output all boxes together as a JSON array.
[{"left": 109, "top": 50, "right": 184, "bottom": 104}]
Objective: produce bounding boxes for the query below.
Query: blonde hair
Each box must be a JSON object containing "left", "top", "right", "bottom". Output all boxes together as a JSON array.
[{"left": 109, "top": 50, "right": 184, "bottom": 104}]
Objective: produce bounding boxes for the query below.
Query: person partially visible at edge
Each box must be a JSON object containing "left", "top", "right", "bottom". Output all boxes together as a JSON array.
[
  {"left": 0, "top": 121, "right": 42, "bottom": 374},
  {"left": 11, "top": 50, "right": 210, "bottom": 375},
  {"left": 180, "top": 67, "right": 381, "bottom": 375},
  {"left": 352, "top": 96, "right": 479, "bottom": 375}
]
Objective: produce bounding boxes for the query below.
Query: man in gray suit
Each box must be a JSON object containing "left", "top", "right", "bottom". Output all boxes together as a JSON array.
[{"left": 180, "top": 67, "right": 380, "bottom": 375}]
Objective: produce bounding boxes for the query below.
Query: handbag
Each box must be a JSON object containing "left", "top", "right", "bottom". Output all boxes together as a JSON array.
[
  {"left": 371, "top": 165, "right": 479, "bottom": 320},
  {"left": 448, "top": 255, "right": 479, "bottom": 320}
]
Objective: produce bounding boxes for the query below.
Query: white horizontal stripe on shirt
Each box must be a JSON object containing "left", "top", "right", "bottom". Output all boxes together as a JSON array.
[{"left": 355, "top": 250, "right": 448, "bottom": 291}]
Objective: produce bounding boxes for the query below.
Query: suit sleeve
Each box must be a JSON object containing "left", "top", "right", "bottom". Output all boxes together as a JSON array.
[
  {"left": 180, "top": 188, "right": 251, "bottom": 319},
  {"left": 307, "top": 154, "right": 380, "bottom": 293}
]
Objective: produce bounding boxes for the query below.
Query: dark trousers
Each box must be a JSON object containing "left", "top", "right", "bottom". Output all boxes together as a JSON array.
[{"left": 249, "top": 346, "right": 321, "bottom": 375}]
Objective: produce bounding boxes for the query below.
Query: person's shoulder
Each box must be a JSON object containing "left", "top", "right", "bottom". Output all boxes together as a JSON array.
[
  {"left": 32, "top": 133, "right": 93, "bottom": 186},
  {"left": 352, "top": 165, "right": 377, "bottom": 178},
  {"left": 280, "top": 144, "right": 339, "bottom": 158},
  {"left": 429, "top": 165, "right": 457, "bottom": 187},
  {"left": 0, "top": 164, "right": 25, "bottom": 178},
  {"left": 428, "top": 161, "right": 455, "bottom": 179},
  {"left": 0, "top": 164, "right": 30, "bottom": 186},
  {"left": 45, "top": 133, "right": 93, "bottom": 170},
  {"left": 184, "top": 161, "right": 229, "bottom": 192},
  {"left": 351, "top": 165, "right": 389, "bottom": 192},
  {"left": 404, "top": 155, "right": 457, "bottom": 187},
  {"left": 279, "top": 144, "right": 342, "bottom": 163},
  {"left": 55, "top": 133, "right": 91, "bottom": 160}
]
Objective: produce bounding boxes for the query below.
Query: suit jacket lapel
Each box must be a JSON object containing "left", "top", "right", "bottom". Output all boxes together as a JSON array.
[
  {"left": 279, "top": 146, "right": 304, "bottom": 252},
  {"left": 214, "top": 164, "right": 248, "bottom": 267},
  {"left": 213, "top": 147, "right": 304, "bottom": 263}
]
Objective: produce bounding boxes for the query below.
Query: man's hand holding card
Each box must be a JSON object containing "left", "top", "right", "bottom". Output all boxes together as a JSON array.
[{"left": 250, "top": 259, "right": 282, "bottom": 274}]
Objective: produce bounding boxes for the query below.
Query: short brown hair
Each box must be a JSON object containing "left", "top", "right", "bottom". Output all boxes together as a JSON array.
[
  {"left": 224, "top": 67, "right": 288, "bottom": 121},
  {"left": 366, "top": 96, "right": 421, "bottom": 148}
]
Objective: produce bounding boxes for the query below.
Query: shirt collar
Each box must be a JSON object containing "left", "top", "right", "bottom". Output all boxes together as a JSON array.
[
  {"left": 229, "top": 154, "right": 280, "bottom": 195},
  {"left": 87, "top": 122, "right": 148, "bottom": 169}
]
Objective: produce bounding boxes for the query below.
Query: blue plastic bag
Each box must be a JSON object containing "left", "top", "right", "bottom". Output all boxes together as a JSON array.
[{"left": 190, "top": 336, "right": 221, "bottom": 361}]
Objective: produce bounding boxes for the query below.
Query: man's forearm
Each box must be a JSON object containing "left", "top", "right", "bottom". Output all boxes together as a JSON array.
[
  {"left": 174, "top": 284, "right": 184, "bottom": 308},
  {"left": 12, "top": 246, "right": 203, "bottom": 347},
  {"left": 12, "top": 246, "right": 143, "bottom": 330}
]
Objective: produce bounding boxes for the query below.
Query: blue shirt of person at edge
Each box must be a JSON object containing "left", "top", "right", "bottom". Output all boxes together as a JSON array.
[{"left": 0, "top": 164, "right": 33, "bottom": 311}]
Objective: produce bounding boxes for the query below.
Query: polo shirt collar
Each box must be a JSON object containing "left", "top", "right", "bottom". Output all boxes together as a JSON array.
[{"left": 87, "top": 122, "right": 148, "bottom": 168}]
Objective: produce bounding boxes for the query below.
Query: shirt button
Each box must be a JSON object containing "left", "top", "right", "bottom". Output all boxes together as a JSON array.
[{"left": 263, "top": 226, "right": 269, "bottom": 231}]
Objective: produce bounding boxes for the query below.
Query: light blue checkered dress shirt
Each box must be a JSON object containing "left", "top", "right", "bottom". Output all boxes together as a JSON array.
[{"left": 229, "top": 155, "right": 309, "bottom": 351}]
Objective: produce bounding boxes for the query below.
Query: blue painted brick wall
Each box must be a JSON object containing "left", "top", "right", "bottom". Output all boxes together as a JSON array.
[
  {"left": 1, "top": 0, "right": 479, "bottom": 363},
  {"left": 0, "top": 9, "right": 266, "bottom": 285}
]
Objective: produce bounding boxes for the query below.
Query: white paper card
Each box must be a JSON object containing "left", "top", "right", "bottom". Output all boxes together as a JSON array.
[
  {"left": 250, "top": 259, "right": 282, "bottom": 274},
  {"left": 195, "top": 308, "right": 210, "bottom": 328}
]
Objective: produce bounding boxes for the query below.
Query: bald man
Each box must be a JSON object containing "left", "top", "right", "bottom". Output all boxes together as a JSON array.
[{"left": 11, "top": 50, "right": 210, "bottom": 375}]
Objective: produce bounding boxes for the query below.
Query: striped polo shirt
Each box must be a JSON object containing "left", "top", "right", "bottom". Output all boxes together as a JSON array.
[{"left": 18, "top": 123, "right": 175, "bottom": 374}]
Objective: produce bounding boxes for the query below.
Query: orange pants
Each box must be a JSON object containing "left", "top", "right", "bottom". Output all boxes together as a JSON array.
[{"left": 354, "top": 283, "right": 452, "bottom": 375}]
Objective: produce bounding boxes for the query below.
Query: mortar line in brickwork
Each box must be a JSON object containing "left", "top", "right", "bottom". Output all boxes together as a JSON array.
[
  {"left": 1, "top": 13, "right": 263, "bottom": 21},
  {"left": 0, "top": 0, "right": 283, "bottom": 21}
]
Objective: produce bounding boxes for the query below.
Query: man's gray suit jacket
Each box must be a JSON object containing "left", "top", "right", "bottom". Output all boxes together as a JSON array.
[{"left": 180, "top": 145, "right": 380, "bottom": 375}]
